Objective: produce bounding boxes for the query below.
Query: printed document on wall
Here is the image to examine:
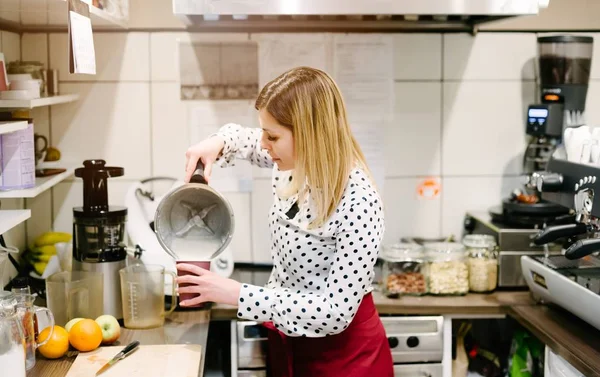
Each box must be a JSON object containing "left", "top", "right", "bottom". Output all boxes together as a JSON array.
[
  {"left": 188, "top": 100, "right": 256, "bottom": 192},
  {"left": 255, "top": 33, "right": 331, "bottom": 87},
  {"left": 333, "top": 34, "right": 394, "bottom": 193}
]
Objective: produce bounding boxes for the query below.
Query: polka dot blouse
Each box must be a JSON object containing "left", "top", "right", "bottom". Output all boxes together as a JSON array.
[{"left": 214, "top": 123, "right": 385, "bottom": 338}]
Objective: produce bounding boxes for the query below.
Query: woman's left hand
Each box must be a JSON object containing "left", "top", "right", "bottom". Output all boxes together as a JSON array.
[{"left": 176, "top": 263, "right": 242, "bottom": 307}]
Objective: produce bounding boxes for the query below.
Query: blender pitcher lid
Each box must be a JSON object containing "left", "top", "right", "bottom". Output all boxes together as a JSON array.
[{"left": 154, "top": 182, "right": 235, "bottom": 262}]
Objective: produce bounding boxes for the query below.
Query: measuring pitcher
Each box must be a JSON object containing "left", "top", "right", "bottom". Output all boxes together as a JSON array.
[
  {"left": 14, "top": 293, "right": 54, "bottom": 370},
  {"left": 119, "top": 264, "right": 177, "bottom": 329},
  {"left": 0, "top": 291, "right": 26, "bottom": 377},
  {"left": 45, "top": 271, "right": 103, "bottom": 326}
]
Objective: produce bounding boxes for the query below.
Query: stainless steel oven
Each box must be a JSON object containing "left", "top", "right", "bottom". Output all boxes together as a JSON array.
[
  {"left": 380, "top": 316, "right": 444, "bottom": 377},
  {"left": 232, "top": 320, "right": 268, "bottom": 377},
  {"left": 232, "top": 316, "right": 444, "bottom": 377}
]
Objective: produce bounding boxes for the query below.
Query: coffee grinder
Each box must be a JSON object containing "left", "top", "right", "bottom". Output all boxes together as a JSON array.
[
  {"left": 72, "top": 160, "right": 128, "bottom": 320},
  {"left": 464, "top": 35, "right": 595, "bottom": 288},
  {"left": 495, "top": 34, "right": 594, "bottom": 229},
  {"left": 523, "top": 35, "right": 594, "bottom": 176}
]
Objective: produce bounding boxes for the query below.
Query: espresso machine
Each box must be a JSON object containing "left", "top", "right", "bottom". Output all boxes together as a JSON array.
[
  {"left": 72, "top": 160, "right": 128, "bottom": 320},
  {"left": 464, "top": 35, "right": 594, "bottom": 288},
  {"left": 523, "top": 155, "right": 600, "bottom": 332}
]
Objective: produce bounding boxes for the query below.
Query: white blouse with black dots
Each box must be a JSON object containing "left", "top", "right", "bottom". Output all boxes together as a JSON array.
[{"left": 214, "top": 123, "right": 385, "bottom": 338}]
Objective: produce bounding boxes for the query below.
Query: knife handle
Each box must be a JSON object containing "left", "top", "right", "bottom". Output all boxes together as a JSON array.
[{"left": 118, "top": 341, "right": 140, "bottom": 359}]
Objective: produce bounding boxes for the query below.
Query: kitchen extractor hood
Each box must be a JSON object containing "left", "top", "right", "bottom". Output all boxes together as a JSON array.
[{"left": 172, "top": 0, "right": 550, "bottom": 33}]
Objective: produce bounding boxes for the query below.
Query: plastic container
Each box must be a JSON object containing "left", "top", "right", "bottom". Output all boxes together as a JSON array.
[
  {"left": 425, "top": 242, "right": 469, "bottom": 295},
  {"left": 463, "top": 234, "right": 498, "bottom": 293},
  {"left": 381, "top": 243, "right": 428, "bottom": 297}
]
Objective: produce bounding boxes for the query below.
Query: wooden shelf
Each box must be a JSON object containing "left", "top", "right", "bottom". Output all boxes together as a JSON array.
[
  {"left": 0, "top": 164, "right": 75, "bottom": 199},
  {"left": 0, "top": 94, "right": 79, "bottom": 110},
  {"left": 0, "top": 0, "right": 128, "bottom": 31},
  {"left": 0, "top": 210, "right": 31, "bottom": 235},
  {"left": 0, "top": 120, "right": 28, "bottom": 135}
]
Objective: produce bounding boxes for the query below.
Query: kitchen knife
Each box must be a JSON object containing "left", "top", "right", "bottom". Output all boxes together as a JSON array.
[{"left": 95, "top": 340, "right": 140, "bottom": 375}]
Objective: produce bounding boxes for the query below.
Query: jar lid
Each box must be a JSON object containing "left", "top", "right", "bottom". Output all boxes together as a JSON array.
[
  {"left": 425, "top": 242, "right": 466, "bottom": 261},
  {"left": 382, "top": 242, "right": 425, "bottom": 262},
  {"left": 462, "top": 234, "right": 496, "bottom": 249}
]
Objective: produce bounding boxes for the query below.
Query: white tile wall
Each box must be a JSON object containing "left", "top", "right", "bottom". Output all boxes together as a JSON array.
[
  {"left": 26, "top": 190, "right": 52, "bottom": 245},
  {"left": 49, "top": 33, "right": 150, "bottom": 82},
  {"left": 383, "top": 178, "right": 442, "bottom": 243},
  {"left": 222, "top": 192, "right": 253, "bottom": 263},
  {"left": 150, "top": 82, "right": 189, "bottom": 177},
  {"left": 442, "top": 81, "right": 535, "bottom": 176},
  {"left": 587, "top": 80, "right": 600, "bottom": 126},
  {"left": 1, "top": 31, "right": 20, "bottom": 63},
  {"left": 393, "top": 34, "right": 442, "bottom": 80},
  {"left": 150, "top": 33, "right": 249, "bottom": 82},
  {"left": 6, "top": 29, "right": 551, "bottom": 270},
  {"left": 21, "top": 33, "right": 48, "bottom": 68},
  {"left": 51, "top": 83, "right": 152, "bottom": 179},
  {"left": 389, "top": 82, "right": 441, "bottom": 176},
  {"left": 443, "top": 33, "right": 537, "bottom": 81}
]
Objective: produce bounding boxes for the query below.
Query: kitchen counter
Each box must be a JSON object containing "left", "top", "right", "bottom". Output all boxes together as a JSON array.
[
  {"left": 28, "top": 309, "right": 211, "bottom": 377},
  {"left": 27, "top": 290, "right": 600, "bottom": 377},
  {"left": 508, "top": 304, "right": 600, "bottom": 377},
  {"left": 212, "top": 289, "right": 600, "bottom": 376},
  {"left": 211, "top": 289, "right": 535, "bottom": 319}
]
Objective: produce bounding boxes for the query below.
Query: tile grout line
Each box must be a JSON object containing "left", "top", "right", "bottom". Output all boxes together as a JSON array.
[
  {"left": 439, "top": 33, "right": 445, "bottom": 237},
  {"left": 47, "top": 32, "right": 56, "bottom": 232},
  {"left": 20, "top": 32, "right": 29, "bottom": 246},
  {"left": 148, "top": 33, "right": 154, "bottom": 179}
]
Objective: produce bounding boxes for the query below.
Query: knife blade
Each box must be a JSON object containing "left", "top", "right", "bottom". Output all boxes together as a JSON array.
[{"left": 95, "top": 340, "right": 140, "bottom": 376}]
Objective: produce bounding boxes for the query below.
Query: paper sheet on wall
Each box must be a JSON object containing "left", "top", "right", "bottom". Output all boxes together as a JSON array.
[
  {"left": 188, "top": 100, "right": 256, "bottom": 192},
  {"left": 256, "top": 34, "right": 330, "bottom": 87},
  {"left": 333, "top": 34, "right": 394, "bottom": 195},
  {"left": 67, "top": 0, "right": 96, "bottom": 75}
]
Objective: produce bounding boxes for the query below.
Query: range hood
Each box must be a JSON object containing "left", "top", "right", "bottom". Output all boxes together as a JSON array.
[{"left": 172, "top": 0, "right": 550, "bottom": 33}]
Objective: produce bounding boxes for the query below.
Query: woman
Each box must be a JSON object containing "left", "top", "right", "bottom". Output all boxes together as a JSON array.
[{"left": 176, "top": 66, "right": 393, "bottom": 377}]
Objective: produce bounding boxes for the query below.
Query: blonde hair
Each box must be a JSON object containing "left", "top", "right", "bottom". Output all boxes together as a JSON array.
[{"left": 255, "top": 66, "right": 373, "bottom": 228}]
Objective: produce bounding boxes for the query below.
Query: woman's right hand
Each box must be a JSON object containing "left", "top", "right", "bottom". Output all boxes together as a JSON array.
[{"left": 185, "top": 135, "right": 225, "bottom": 183}]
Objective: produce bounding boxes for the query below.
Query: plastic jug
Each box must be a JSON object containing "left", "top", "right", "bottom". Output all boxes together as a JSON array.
[
  {"left": 45, "top": 271, "right": 103, "bottom": 326},
  {"left": 14, "top": 293, "right": 54, "bottom": 370},
  {"left": 0, "top": 291, "right": 26, "bottom": 377},
  {"left": 119, "top": 264, "right": 177, "bottom": 329}
]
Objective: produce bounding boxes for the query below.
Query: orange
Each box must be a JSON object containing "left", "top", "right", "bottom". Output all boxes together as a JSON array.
[
  {"left": 37, "top": 326, "right": 69, "bottom": 359},
  {"left": 68, "top": 319, "right": 103, "bottom": 352}
]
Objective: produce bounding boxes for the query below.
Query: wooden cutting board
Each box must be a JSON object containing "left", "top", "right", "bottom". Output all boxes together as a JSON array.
[{"left": 64, "top": 344, "right": 202, "bottom": 377}]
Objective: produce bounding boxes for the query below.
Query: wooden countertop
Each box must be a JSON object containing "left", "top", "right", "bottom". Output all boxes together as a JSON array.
[
  {"left": 28, "top": 309, "right": 211, "bottom": 377},
  {"left": 211, "top": 290, "right": 535, "bottom": 319},
  {"left": 28, "top": 290, "right": 600, "bottom": 377},
  {"left": 508, "top": 304, "right": 600, "bottom": 377}
]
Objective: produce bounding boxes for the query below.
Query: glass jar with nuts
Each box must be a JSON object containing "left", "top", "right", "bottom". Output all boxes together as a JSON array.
[
  {"left": 425, "top": 242, "right": 469, "bottom": 296},
  {"left": 462, "top": 234, "right": 498, "bottom": 293},
  {"left": 381, "top": 243, "right": 428, "bottom": 297}
]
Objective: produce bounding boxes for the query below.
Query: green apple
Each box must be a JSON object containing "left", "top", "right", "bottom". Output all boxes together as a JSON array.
[
  {"left": 65, "top": 318, "right": 84, "bottom": 333},
  {"left": 95, "top": 314, "right": 121, "bottom": 345}
]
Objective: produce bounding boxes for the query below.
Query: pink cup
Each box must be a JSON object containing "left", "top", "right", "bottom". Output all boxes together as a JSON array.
[{"left": 176, "top": 261, "right": 211, "bottom": 308}]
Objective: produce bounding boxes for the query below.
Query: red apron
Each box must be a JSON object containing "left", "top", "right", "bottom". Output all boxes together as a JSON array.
[{"left": 262, "top": 293, "right": 394, "bottom": 377}]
